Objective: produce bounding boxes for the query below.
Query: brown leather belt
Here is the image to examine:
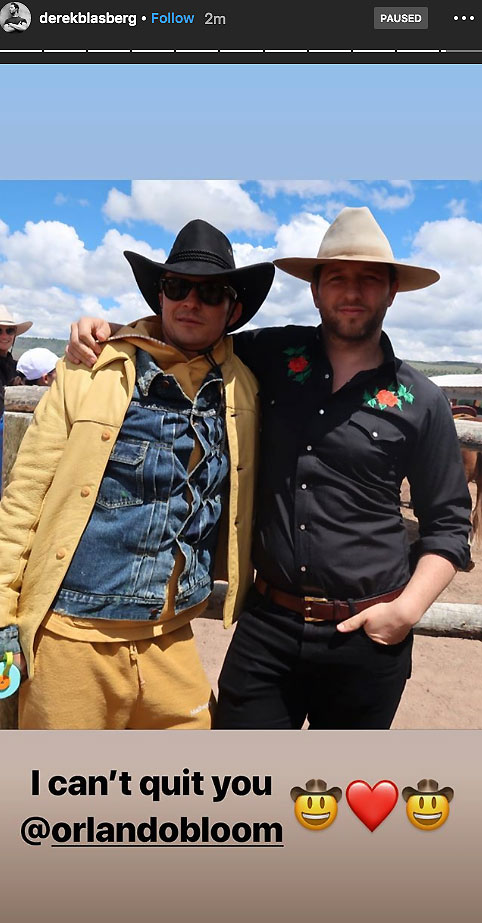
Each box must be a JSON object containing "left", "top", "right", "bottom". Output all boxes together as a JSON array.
[{"left": 254, "top": 576, "right": 405, "bottom": 622}]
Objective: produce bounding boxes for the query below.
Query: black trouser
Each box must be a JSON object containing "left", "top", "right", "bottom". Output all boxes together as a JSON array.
[{"left": 214, "top": 586, "right": 413, "bottom": 730}]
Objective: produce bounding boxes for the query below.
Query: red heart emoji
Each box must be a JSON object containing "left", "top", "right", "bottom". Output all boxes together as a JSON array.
[{"left": 346, "top": 780, "right": 399, "bottom": 831}]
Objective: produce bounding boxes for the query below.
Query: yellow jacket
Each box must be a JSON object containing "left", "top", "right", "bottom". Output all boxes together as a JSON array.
[{"left": 0, "top": 337, "right": 259, "bottom": 675}]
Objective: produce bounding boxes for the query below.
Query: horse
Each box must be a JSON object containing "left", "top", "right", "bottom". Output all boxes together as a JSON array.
[{"left": 452, "top": 407, "right": 482, "bottom": 543}]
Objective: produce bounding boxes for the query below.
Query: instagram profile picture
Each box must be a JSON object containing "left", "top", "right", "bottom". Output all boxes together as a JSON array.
[{"left": 1, "top": 2, "right": 31, "bottom": 32}]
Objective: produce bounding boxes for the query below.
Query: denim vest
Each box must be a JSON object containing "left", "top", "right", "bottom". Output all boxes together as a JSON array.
[{"left": 53, "top": 348, "right": 229, "bottom": 620}]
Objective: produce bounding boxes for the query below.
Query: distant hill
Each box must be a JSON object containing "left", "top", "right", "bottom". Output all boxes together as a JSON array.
[
  {"left": 11, "top": 337, "right": 482, "bottom": 378},
  {"left": 407, "top": 360, "right": 482, "bottom": 377},
  {"left": 12, "top": 337, "right": 67, "bottom": 360}
]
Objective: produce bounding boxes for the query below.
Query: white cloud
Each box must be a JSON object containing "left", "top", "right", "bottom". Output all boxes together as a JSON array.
[
  {"left": 369, "top": 183, "right": 415, "bottom": 211},
  {"left": 258, "top": 180, "right": 415, "bottom": 212},
  {"left": 274, "top": 212, "right": 329, "bottom": 258},
  {"left": 0, "top": 219, "right": 165, "bottom": 337},
  {"left": 0, "top": 220, "right": 165, "bottom": 297},
  {"left": 380, "top": 216, "right": 482, "bottom": 360},
  {"left": 259, "top": 180, "right": 363, "bottom": 199},
  {"left": 446, "top": 198, "right": 467, "bottom": 218},
  {"left": 412, "top": 216, "right": 482, "bottom": 265},
  {"left": 102, "top": 180, "right": 275, "bottom": 234},
  {"left": 232, "top": 241, "right": 275, "bottom": 267}
]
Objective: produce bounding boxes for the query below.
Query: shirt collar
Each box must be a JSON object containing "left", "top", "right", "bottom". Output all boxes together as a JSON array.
[{"left": 315, "top": 324, "right": 399, "bottom": 381}]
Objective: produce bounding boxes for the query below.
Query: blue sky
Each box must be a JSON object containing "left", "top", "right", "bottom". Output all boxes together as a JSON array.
[{"left": 1, "top": 178, "right": 482, "bottom": 361}]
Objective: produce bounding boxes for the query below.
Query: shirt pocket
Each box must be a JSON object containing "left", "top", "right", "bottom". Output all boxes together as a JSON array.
[
  {"left": 96, "top": 437, "right": 149, "bottom": 509},
  {"left": 347, "top": 410, "right": 407, "bottom": 482}
]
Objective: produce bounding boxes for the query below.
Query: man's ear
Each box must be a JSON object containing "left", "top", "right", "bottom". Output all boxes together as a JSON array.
[
  {"left": 226, "top": 301, "right": 243, "bottom": 329},
  {"left": 388, "top": 278, "right": 399, "bottom": 307},
  {"left": 158, "top": 292, "right": 163, "bottom": 314},
  {"left": 311, "top": 278, "right": 320, "bottom": 309}
]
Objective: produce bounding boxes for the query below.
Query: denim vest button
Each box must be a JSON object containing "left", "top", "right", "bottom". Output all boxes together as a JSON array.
[
  {"left": 56, "top": 548, "right": 66, "bottom": 560},
  {"left": 80, "top": 487, "right": 91, "bottom": 497},
  {"left": 101, "top": 430, "right": 111, "bottom": 441}
]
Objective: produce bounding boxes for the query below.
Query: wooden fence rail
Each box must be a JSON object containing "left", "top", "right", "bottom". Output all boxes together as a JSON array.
[{"left": 453, "top": 419, "right": 482, "bottom": 451}]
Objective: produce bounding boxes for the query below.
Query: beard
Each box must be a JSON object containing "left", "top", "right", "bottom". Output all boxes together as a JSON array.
[{"left": 320, "top": 303, "right": 388, "bottom": 343}]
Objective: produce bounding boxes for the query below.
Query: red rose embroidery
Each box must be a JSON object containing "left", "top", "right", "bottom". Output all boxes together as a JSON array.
[
  {"left": 288, "top": 357, "right": 309, "bottom": 373},
  {"left": 376, "top": 389, "right": 398, "bottom": 407}
]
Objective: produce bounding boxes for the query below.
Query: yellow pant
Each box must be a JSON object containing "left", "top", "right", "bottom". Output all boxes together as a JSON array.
[{"left": 19, "top": 624, "right": 213, "bottom": 730}]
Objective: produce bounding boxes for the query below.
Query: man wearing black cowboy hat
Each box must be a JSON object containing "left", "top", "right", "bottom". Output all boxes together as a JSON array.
[
  {"left": 67, "top": 207, "right": 471, "bottom": 731},
  {"left": 0, "top": 219, "right": 274, "bottom": 729}
]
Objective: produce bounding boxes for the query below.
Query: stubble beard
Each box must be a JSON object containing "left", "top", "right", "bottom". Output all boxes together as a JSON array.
[{"left": 321, "top": 304, "right": 388, "bottom": 344}]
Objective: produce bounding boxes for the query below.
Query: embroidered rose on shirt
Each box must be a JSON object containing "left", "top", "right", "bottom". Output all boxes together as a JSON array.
[
  {"left": 375, "top": 389, "right": 399, "bottom": 408},
  {"left": 363, "top": 383, "right": 414, "bottom": 411},
  {"left": 284, "top": 347, "right": 312, "bottom": 383},
  {"left": 289, "top": 356, "right": 308, "bottom": 373}
]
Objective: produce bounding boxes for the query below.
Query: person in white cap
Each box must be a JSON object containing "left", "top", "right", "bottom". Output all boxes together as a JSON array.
[
  {"left": 16, "top": 348, "right": 59, "bottom": 386},
  {"left": 67, "top": 207, "right": 472, "bottom": 730},
  {"left": 0, "top": 306, "right": 33, "bottom": 416}
]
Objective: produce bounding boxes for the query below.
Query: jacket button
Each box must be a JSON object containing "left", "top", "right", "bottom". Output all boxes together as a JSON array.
[
  {"left": 56, "top": 548, "right": 66, "bottom": 560},
  {"left": 101, "top": 430, "right": 111, "bottom": 441},
  {"left": 80, "top": 487, "right": 91, "bottom": 497}
]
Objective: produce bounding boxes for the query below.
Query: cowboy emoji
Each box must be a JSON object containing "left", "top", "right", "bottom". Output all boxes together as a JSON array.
[
  {"left": 290, "top": 778, "right": 342, "bottom": 830},
  {"left": 402, "top": 778, "right": 454, "bottom": 830}
]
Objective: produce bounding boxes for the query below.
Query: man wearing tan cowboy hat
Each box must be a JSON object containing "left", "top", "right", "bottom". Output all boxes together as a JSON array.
[
  {"left": 0, "top": 306, "right": 32, "bottom": 488},
  {"left": 0, "top": 305, "right": 33, "bottom": 415},
  {"left": 0, "top": 219, "right": 274, "bottom": 729},
  {"left": 67, "top": 207, "right": 471, "bottom": 730}
]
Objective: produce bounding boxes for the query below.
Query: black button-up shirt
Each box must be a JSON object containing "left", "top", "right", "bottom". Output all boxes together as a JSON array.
[{"left": 233, "top": 325, "right": 471, "bottom": 600}]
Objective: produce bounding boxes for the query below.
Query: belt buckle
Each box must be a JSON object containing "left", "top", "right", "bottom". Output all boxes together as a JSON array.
[{"left": 303, "top": 595, "right": 329, "bottom": 622}]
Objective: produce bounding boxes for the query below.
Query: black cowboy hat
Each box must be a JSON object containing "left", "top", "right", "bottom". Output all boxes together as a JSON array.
[
  {"left": 290, "top": 779, "right": 343, "bottom": 802},
  {"left": 124, "top": 219, "right": 274, "bottom": 333},
  {"left": 402, "top": 779, "right": 454, "bottom": 802}
]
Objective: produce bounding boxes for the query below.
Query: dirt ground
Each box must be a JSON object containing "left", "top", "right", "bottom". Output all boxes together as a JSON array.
[
  {"left": 193, "top": 481, "right": 482, "bottom": 729},
  {"left": 1, "top": 488, "right": 480, "bottom": 731}
]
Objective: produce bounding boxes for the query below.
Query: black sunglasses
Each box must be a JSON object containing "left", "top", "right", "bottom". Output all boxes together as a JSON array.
[
  {"left": 0, "top": 326, "right": 15, "bottom": 335},
  {"left": 160, "top": 277, "right": 237, "bottom": 306}
]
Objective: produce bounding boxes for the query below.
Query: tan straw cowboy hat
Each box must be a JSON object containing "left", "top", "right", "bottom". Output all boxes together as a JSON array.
[
  {"left": 274, "top": 206, "right": 440, "bottom": 292},
  {"left": 0, "top": 305, "right": 33, "bottom": 336}
]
